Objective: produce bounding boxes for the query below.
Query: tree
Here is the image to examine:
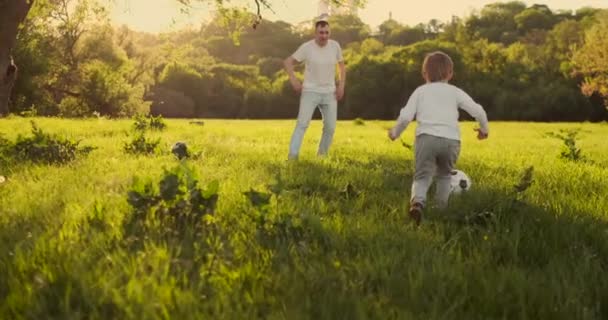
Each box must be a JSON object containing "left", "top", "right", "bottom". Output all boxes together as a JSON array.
[
  {"left": 514, "top": 5, "right": 555, "bottom": 32},
  {"left": 359, "top": 38, "right": 384, "bottom": 55},
  {"left": 544, "top": 19, "right": 584, "bottom": 74},
  {"left": 203, "top": 14, "right": 301, "bottom": 64},
  {"left": 424, "top": 19, "right": 444, "bottom": 35},
  {"left": 0, "top": 0, "right": 362, "bottom": 116},
  {"left": 0, "top": 0, "right": 33, "bottom": 115},
  {"left": 344, "top": 56, "right": 406, "bottom": 119},
  {"left": 575, "top": 7, "right": 601, "bottom": 20},
  {"left": 377, "top": 18, "right": 401, "bottom": 43},
  {"left": 4, "top": 0, "right": 604, "bottom": 121},
  {"left": 466, "top": 1, "right": 527, "bottom": 44},
  {"left": 10, "top": 1, "right": 57, "bottom": 114},
  {"left": 573, "top": 11, "right": 608, "bottom": 108},
  {"left": 386, "top": 25, "right": 428, "bottom": 46},
  {"left": 327, "top": 14, "right": 371, "bottom": 46}
]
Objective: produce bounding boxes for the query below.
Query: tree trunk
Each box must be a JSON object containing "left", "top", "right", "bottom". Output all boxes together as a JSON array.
[{"left": 0, "top": 0, "right": 33, "bottom": 116}]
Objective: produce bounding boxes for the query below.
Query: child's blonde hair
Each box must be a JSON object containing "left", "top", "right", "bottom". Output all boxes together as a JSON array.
[{"left": 422, "top": 51, "right": 453, "bottom": 83}]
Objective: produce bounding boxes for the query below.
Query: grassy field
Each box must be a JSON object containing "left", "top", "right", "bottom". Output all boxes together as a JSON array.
[{"left": 1, "top": 117, "right": 607, "bottom": 319}]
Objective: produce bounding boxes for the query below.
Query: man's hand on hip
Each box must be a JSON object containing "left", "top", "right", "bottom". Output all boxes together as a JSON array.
[
  {"left": 290, "top": 79, "right": 303, "bottom": 93},
  {"left": 335, "top": 86, "right": 345, "bottom": 101}
]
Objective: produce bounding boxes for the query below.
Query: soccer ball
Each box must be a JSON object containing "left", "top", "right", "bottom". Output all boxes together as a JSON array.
[
  {"left": 450, "top": 170, "right": 471, "bottom": 194},
  {"left": 171, "top": 142, "right": 189, "bottom": 160}
]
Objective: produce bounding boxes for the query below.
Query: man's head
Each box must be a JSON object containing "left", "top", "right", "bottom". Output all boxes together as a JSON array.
[{"left": 314, "top": 19, "right": 330, "bottom": 46}]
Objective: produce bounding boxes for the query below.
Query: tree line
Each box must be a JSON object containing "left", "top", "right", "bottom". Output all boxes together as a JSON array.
[{"left": 4, "top": 1, "right": 608, "bottom": 121}]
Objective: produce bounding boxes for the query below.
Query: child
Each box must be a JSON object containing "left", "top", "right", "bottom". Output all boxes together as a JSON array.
[{"left": 388, "top": 51, "right": 489, "bottom": 225}]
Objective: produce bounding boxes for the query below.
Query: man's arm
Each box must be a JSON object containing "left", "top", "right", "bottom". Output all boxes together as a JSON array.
[
  {"left": 336, "top": 61, "right": 346, "bottom": 101},
  {"left": 284, "top": 56, "right": 302, "bottom": 93}
]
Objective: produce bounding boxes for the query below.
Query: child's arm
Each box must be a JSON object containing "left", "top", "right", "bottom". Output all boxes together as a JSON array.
[
  {"left": 457, "top": 89, "right": 489, "bottom": 137},
  {"left": 388, "top": 90, "right": 418, "bottom": 140}
]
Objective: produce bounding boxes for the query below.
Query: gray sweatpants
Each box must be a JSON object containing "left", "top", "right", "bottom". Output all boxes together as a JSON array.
[{"left": 411, "top": 134, "right": 461, "bottom": 208}]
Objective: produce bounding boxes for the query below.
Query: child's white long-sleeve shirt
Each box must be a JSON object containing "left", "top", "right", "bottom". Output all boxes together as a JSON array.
[{"left": 394, "top": 82, "right": 489, "bottom": 141}]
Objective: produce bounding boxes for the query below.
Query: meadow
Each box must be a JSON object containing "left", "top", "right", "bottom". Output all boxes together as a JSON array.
[{"left": 1, "top": 117, "right": 607, "bottom": 319}]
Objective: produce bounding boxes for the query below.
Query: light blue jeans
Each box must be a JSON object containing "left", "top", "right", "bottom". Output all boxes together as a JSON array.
[{"left": 288, "top": 91, "right": 337, "bottom": 159}]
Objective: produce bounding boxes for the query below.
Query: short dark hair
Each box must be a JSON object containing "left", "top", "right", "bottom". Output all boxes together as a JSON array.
[{"left": 315, "top": 20, "right": 329, "bottom": 29}]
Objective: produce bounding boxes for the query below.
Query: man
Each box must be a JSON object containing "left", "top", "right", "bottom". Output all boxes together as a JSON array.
[{"left": 283, "top": 15, "right": 346, "bottom": 160}]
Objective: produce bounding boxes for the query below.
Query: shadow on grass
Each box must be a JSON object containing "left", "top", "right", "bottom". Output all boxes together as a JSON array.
[
  {"left": 255, "top": 154, "right": 608, "bottom": 319},
  {"left": 1, "top": 153, "right": 607, "bottom": 319}
]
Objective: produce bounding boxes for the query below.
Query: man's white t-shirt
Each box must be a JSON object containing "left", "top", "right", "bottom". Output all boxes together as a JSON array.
[{"left": 291, "top": 39, "right": 343, "bottom": 94}]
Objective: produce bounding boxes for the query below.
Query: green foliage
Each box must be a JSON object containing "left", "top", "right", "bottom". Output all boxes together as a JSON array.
[
  {"left": 544, "top": 19, "right": 584, "bottom": 73},
  {"left": 256, "top": 211, "right": 329, "bottom": 250},
  {"left": 203, "top": 13, "right": 301, "bottom": 64},
  {"left": 78, "top": 24, "right": 128, "bottom": 67},
  {"left": 343, "top": 56, "right": 406, "bottom": 119},
  {"left": 460, "top": 166, "right": 536, "bottom": 227},
  {"left": 125, "top": 164, "right": 219, "bottom": 244},
  {"left": 466, "top": 1, "right": 527, "bottom": 44},
  {"left": 78, "top": 61, "right": 149, "bottom": 117},
  {"left": 359, "top": 38, "right": 384, "bottom": 55},
  {"left": 327, "top": 14, "right": 371, "bottom": 45},
  {"left": 18, "top": 106, "right": 39, "bottom": 118},
  {"left": 132, "top": 114, "right": 167, "bottom": 131},
  {"left": 132, "top": 114, "right": 149, "bottom": 131},
  {"left": 157, "top": 61, "right": 276, "bottom": 118},
  {"left": 243, "top": 174, "right": 330, "bottom": 250},
  {"left": 386, "top": 25, "right": 430, "bottom": 46},
  {"left": 158, "top": 61, "right": 203, "bottom": 86},
  {"left": 515, "top": 5, "right": 556, "bottom": 31},
  {"left": 58, "top": 96, "right": 89, "bottom": 118},
  {"left": 573, "top": 11, "right": 608, "bottom": 106},
  {"left": 1, "top": 121, "right": 94, "bottom": 164},
  {"left": 340, "top": 182, "right": 360, "bottom": 200},
  {"left": 11, "top": 12, "right": 56, "bottom": 115},
  {"left": 149, "top": 115, "right": 167, "bottom": 130},
  {"left": 243, "top": 188, "right": 272, "bottom": 209},
  {"left": 546, "top": 129, "right": 589, "bottom": 162},
  {"left": 514, "top": 166, "right": 534, "bottom": 193},
  {"left": 7, "top": 1, "right": 608, "bottom": 121},
  {"left": 353, "top": 118, "right": 365, "bottom": 126},
  {"left": 0, "top": 135, "right": 12, "bottom": 168},
  {"left": 152, "top": 9, "right": 607, "bottom": 122},
  {"left": 256, "top": 56, "right": 284, "bottom": 77},
  {"left": 123, "top": 132, "right": 161, "bottom": 155},
  {"left": 11, "top": 0, "right": 148, "bottom": 118}
]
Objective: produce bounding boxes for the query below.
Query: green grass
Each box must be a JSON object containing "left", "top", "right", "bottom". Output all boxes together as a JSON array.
[{"left": 1, "top": 117, "right": 607, "bottom": 319}]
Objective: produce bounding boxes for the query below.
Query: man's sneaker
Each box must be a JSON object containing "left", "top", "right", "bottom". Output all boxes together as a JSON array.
[{"left": 409, "top": 202, "right": 423, "bottom": 225}]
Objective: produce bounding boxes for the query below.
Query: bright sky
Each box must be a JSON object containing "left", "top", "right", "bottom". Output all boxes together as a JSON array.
[{"left": 109, "top": 0, "right": 608, "bottom": 33}]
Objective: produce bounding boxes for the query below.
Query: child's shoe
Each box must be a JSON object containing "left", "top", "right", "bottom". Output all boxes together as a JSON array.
[{"left": 409, "top": 202, "right": 423, "bottom": 225}]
